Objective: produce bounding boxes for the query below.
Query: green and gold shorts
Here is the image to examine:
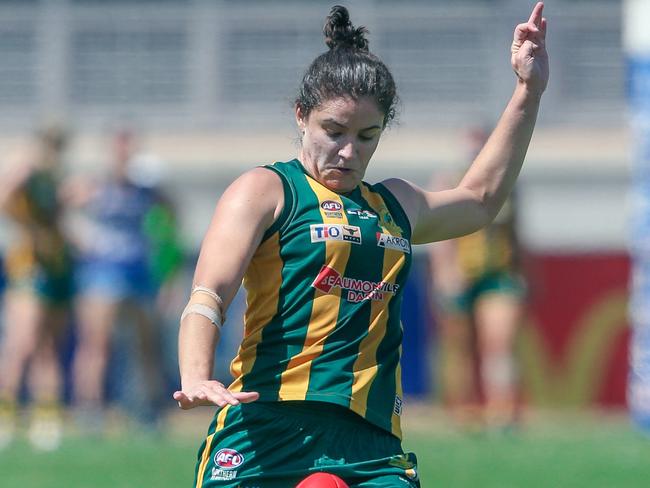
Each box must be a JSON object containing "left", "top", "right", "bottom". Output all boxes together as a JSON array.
[
  {"left": 439, "top": 271, "right": 526, "bottom": 315},
  {"left": 193, "top": 401, "right": 420, "bottom": 488}
]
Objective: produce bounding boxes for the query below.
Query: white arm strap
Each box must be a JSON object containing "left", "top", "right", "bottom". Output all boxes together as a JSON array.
[
  {"left": 181, "top": 303, "right": 223, "bottom": 330},
  {"left": 180, "top": 285, "right": 225, "bottom": 330}
]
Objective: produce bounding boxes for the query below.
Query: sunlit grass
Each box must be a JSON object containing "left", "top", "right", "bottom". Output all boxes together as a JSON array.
[{"left": 1, "top": 406, "right": 648, "bottom": 488}]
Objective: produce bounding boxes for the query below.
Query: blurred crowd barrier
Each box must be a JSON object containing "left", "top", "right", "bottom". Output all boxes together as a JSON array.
[{"left": 0, "top": 0, "right": 623, "bottom": 132}]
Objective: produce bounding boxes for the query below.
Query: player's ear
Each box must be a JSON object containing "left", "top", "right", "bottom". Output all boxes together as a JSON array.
[{"left": 295, "top": 105, "right": 307, "bottom": 134}]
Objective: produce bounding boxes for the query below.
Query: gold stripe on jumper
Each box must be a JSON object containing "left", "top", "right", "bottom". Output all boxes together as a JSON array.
[
  {"left": 278, "top": 177, "right": 351, "bottom": 399},
  {"left": 350, "top": 185, "right": 406, "bottom": 431},
  {"left": 230, "top": 232, "right": 283, "bottom": 393}
]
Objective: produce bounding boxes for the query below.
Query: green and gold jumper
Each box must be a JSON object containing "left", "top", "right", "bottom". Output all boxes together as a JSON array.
[
  {"left": 195, "top": 160, "right": 419, "bottom": 487},
  {"left": 3, "top": 168, "right": 73, "bottom": 305}
]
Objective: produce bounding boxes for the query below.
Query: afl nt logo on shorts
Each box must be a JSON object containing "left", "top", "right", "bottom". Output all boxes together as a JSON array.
[
  {"left": 215, "top": 448, "right": 244, "bottom": 469},
  {"left": 211, "top": 448, "right": 244, "bottom": 481}
]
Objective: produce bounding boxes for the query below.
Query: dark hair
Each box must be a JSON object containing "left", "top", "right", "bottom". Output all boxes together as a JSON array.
[{"left": 295, "top": 5, "right": 397, "bottom": 127}]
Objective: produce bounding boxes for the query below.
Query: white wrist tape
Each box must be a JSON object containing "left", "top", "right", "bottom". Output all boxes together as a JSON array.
[{"left": 180, "top": 285, "right": 225, "bottom": 330}]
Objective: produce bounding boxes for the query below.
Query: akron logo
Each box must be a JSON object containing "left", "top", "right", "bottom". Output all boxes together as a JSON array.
[{"left": 376, "top": 232, "right": 410, "bottom": 254}]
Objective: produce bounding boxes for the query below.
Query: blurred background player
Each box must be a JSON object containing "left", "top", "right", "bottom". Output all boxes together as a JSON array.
[
  {"left": 65, "top": 128, "right": 178, "bottom": 432},
  {"left": 429, "top": 126, "right": 526, "bottom": 433},
  {"left": 0, "top": 125, "right": 74, "bottom": 450}
]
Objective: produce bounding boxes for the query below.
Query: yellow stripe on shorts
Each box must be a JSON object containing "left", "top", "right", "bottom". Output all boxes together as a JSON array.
[{"left": 195, "top": 406, "right": 231, "bottom": 488}]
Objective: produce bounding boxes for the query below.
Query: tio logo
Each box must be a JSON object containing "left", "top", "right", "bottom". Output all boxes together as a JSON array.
[
  {"left": 314, "top": 225, "right": 341, "bottom": 239},
  {"left": 214, "top": 449, "right": 244, "bottom": 470},
  {"left": 311, "top": 224, "right": 343, "bottom": 242},
  {"left": 311, "top": 224, "right": 362, "bottom": 244}
]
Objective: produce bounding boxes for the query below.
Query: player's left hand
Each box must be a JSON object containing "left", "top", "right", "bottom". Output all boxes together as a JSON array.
[
  {"left": 511, "top": 2, "right": 549, "bottom": 96},
  {"left": 173, "top": 380, "right": 259, "bottom": 410}
]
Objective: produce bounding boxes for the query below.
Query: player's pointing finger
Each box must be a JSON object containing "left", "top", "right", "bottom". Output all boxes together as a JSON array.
[{"left": 528, "top": 2, "right": 544, "bottom": 28}]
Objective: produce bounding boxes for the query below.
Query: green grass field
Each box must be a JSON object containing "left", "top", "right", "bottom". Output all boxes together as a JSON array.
[{"left": 1, "top": 407, "right": 649, "bottom": 487}]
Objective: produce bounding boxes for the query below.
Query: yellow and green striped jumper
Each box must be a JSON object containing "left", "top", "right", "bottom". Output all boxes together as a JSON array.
[{"left": 229, "top": 159, "right": 412, "bottom": 438}]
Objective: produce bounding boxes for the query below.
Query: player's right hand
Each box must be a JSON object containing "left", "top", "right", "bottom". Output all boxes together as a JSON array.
[
  {"left": 173, "top": 380, "right": 259, "bottom": 409},
  {"left": 510, "top": 1, "right": 549, "bottom": 95}
]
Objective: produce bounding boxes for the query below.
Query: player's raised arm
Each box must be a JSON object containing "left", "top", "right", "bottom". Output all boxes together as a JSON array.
[
  {"left": 384, "top": 2, "right": 549, "bottom": 244},
  {"left": 173, "top": 167, "right": 284, "bottom": 409}
]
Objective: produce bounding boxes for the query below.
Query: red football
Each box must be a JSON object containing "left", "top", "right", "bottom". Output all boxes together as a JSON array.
[{"left": 296, "top": 472, "right": 350, "bottom": 488}]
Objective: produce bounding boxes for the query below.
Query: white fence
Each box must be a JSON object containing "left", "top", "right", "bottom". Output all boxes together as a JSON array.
[{"left": 0, "top": 0, "right": 625, "bottom": 132}]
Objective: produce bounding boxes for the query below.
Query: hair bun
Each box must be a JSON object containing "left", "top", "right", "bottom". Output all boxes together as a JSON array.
[{"left": 323, "top": 5, "right": 369, "bottom": 52}]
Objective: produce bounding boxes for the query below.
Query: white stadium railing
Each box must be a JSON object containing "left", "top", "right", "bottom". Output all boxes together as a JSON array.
[{"left": 0, "top": 0, "right": 624, "bottom": 132}]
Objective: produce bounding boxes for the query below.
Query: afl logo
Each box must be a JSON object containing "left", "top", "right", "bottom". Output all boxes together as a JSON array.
[
  {"left": 214, "top": 448, "right": 244, "bottom": 470},
  {"left": 321, "top": 200, "right": 342, "bottom": 212}
]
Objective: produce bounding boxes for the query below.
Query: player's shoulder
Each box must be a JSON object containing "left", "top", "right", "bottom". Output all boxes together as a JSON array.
[
  {"left": 218, "top": 165, "right": 285, "bottom": 222},
  {"left": 378, "top": 177, "right": 423, "bottom": 209},
  {"left": 378, "top": 177, "right": 424, "bottom": 233},
  {"left": 379, "top": 177, "right": 412, "bottom": 194},
  {"left": 230, "top": 165, "right": 284, "bottom": 193}
]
